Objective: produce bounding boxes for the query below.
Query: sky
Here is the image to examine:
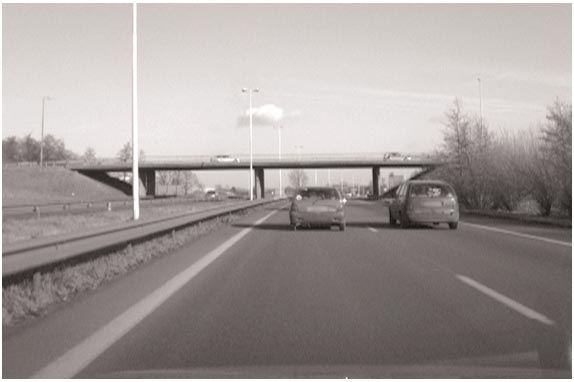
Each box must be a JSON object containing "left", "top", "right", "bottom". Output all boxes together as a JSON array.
[{"left": 2, "top": 3, "right": 572, "bottom": 189}]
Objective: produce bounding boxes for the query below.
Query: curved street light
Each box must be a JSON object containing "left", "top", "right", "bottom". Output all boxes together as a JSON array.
[{"left": 241, "top": 87, "right": 259, "bottom": 200}]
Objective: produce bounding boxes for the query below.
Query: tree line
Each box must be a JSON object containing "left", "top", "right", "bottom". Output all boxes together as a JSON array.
[
  {"left": 2, "top": 134, "right": 78, "bottom": 163},
  {"left": 433, "top": 99, "right": 571, "bottom": 217}
]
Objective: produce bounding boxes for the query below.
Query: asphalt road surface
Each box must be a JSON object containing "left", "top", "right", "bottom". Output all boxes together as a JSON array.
[{"left": 3, "top": 200, "right": 571, "bottom": 378}]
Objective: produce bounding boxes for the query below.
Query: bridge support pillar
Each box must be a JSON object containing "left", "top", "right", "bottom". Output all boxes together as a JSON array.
[
  {"left": 139, "top": 169, "right": 156, "bottom": 196},
  {"left": 254, "top": 168, "right": 265, "bottom": 199},
  {"left": 372, "top": 166, "right": 380, "bottom": 199}
]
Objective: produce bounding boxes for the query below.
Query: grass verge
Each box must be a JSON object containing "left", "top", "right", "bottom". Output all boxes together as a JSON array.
[
  {"left": 462, "top": 209, "right": 571, "bottom": 228},
  {"left": 2, "top": 210, "right": 247, "bottom": 328},
  {"left": 3, "top": 200, "right": 239, "bottom": 244}
]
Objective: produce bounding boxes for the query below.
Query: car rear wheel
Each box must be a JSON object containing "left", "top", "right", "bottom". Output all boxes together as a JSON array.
[
  {"left": 448, "top": 222, "right": 458, "bottom": 230},
  {"left": 389, "top": 208, "right": 397, "bottom": 226},
  {"left": 400, "top": 212, "right": 409, "bottom": 229}
]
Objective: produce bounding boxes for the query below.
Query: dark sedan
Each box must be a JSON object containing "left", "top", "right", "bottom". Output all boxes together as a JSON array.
[{"left": 290, "top": 187, "right": 347, "bottom": 231}]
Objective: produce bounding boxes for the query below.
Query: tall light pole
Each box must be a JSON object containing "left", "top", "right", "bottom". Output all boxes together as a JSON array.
[
  {"left": 132, "top": 3, "right": 140, "bottom": 220},
  {"left": 40, "top": 96, "right": 53, "bottom": 167},
  {"left": 478, "top": 77, "right": 483, "bottom": 132},
  {"left": 275, "top": 125, "right": 283, "bottom": 197},
  {"left": 242, "top": 87, "right": 259, "bottom": 201}
]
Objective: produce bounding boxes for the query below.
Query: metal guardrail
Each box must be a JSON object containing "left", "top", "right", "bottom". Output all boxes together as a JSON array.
[
  {"left": 3, "top": 198, "right": 285, "bottom": 281},
  {"left": 2, "top": 196, "right": 243, "bottom": 218}
]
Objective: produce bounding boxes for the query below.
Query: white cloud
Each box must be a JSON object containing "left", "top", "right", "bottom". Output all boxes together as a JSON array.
[{"left": 238, "top": 104, "right": 301, "bottom": 127}]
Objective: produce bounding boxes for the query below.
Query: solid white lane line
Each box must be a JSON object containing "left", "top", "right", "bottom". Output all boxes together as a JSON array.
[
  {"left": 32, "top": 210, "right": 277, "bottom": 378},
  {"left": 461, "top": 222, "right": 571, "bottom": 247},
  {"left": 368, "top": 227, "right": 378, "bottom": 233},
  {"left": 456, "top": 274, "right": 555, "bottom": 326}
]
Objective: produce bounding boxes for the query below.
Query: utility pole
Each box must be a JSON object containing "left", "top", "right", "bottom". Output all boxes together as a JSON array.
[
  {"left": 242, "top": 88, "right": 259, "bottom": 200},
  {"left": 132, "top": 3, "right": 140, "bottom": 220},
  {"left": 276, "top": 125, "right": 283, "bottom": 197}
]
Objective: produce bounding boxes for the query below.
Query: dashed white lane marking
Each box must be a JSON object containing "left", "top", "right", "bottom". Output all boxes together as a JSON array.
[
  {"left": 368, "top": 227, "right": 378, "bottom": 233},
  {"left": 461, "top": 222, "right": 571, "bottom": 247},
  {"left": 456, "top": 274, "right": 555, "bottom": 325},
  {"left": 32, "top": 210, "right": 278, "bottom": 378}
]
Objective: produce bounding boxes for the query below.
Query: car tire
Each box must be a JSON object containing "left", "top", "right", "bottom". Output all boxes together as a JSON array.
[
  {"left": 448, "top": 222, "right": 458, "bottom": 230},
  {"left": 400, "top": 212, "right": 409, "bottom": 229},
  {"left": 339, "top": 222, "right": 346, "bottom": 231},
  {"left": 389, "top": 208, "right": 397, "bottom": 226}
]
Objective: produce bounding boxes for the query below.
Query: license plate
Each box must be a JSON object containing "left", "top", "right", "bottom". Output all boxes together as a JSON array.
[
  {"left": 422, "top": 200, "right": 443, "bottom": 207},
  {"left": 307, "top": 206, "right": 330, "bottom": 212}
]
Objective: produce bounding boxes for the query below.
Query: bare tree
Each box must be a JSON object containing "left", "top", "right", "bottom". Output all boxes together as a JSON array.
[
  {"left": 2, "top": 136, "right": 20, "bottom": 162},
  {"left": 541, "top": 101, "right": 572, "bottom": 216},
  {"left": 182, "top": 171, "right": 202, "bottom": 195},
  {"left": 82, "top": 147, "right": 97, "bottom": 163},
  {"left": 157, "top": 171, "right": 170, "bottom": 194},
  {"left": 171, "top": 171, "right": 182, "bottom": 195},
  {"left": 488, "top": 129, "right": 530, "bottom": 211},
  {"left": 117, "top": 142, "right": 145, "bottom": 162},
  {"left": 288, "top": 169, "right": 308, "bottom": 189}
]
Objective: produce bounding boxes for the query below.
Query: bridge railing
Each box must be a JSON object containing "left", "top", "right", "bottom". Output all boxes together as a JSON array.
[{"left": 5, "top": 152, "right": 441, "bottom": 168}]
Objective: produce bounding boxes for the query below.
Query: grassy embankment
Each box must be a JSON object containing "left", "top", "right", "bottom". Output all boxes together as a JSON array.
[
  {"left": 2, "top": 166, "right": 238, "bottom": 243},
  {"left": 2, "top": 166, "right": 128, "bottom": 206}
]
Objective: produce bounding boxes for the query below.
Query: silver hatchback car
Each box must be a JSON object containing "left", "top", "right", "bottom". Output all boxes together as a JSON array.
[
  {"left": 289, "top": 187, "right": 347, "bottom": 231},
  {"left": 389, "top": 180, "right": 459, "bottom": 229}
]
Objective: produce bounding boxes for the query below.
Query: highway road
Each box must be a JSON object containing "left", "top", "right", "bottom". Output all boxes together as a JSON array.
[{"left": 3, "top": 200, "right": 571, "bottom": 378}]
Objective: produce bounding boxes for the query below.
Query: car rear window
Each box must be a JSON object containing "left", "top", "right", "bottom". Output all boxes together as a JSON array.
[
  {"left": 299, "top": 188, "right": 339, "bottom": 200},
  {"left": 409, "top": 184, "right": 454, "bottom": 198}
]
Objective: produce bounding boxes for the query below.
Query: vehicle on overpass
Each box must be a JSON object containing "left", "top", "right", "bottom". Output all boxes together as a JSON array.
[
  {"left": 210, "top": 155, "right": 240, "bottom": 163},
  {"left": 290, "top": 187, "right": 347, "bottom": 231},
  {"left": 383, "top": 152, "right": 412, "bottom": 161},
  {"left": 204, "top": 189, "right": 219, "bottom": 200},
  {"left": 388, "top": 180, "right": 459, "bottom": 229},
  {"left": 383, "top": 152, "right": 403, "bottom": 160}
]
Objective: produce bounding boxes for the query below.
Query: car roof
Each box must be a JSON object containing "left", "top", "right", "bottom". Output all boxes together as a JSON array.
[
  {"left": 404, "top": 180, "right": 452, "bottom": 186},
  {"left": 298, "top": 186, "right": 338, "bottom": 191}
]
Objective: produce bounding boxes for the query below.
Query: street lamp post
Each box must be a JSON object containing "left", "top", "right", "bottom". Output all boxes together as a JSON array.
[
  {"left": 132, "top": 3, "right": 140, "bottom": 220},
  {"left": 242, "top": 87, "right": 259, "bottom": 201},
  {"left": 40, "top": 96, "right": 53, "bottom": 167},
  {"left": 275, "top": 125, "right": 283, "bottom": 197}
]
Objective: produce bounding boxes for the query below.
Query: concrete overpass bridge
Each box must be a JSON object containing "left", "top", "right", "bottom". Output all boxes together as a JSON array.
[{"left": 69, "top": 154, "right": 445, "bottom": 199}]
